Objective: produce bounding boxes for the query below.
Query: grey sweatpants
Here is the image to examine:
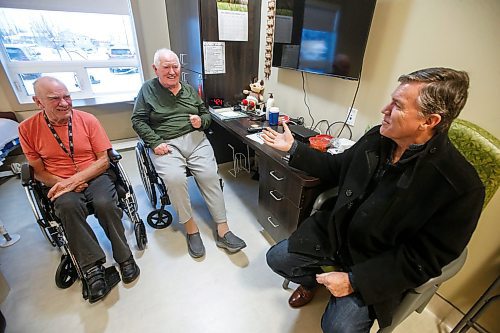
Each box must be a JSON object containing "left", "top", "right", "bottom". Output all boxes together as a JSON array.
[{"left": 149, "top": 131, "right": 227, "bottom": 224}]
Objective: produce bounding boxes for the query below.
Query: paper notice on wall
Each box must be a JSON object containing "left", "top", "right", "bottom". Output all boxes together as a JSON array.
[
  {"left": 216, "top": 1, "right": 248, "bottom": 41},
  {"left": 203, "top": 41, "right": 226, "bottom": 74}
]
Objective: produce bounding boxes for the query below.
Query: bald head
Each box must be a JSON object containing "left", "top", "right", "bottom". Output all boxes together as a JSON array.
[
  {"left": 32, "top": 76, "right": 72, "bottom": 125},
  {"left": 33, "top": 76, "right": 68, "bottom": 98}
]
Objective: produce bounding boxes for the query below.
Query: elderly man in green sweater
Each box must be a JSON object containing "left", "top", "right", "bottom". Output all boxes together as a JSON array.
[{"left": 132, "top": 48, "right": 246, "bottom": 259}]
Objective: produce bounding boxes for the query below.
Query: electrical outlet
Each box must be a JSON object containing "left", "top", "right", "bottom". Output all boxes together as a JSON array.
[{"left": 346, "top": 108, "right": 358, "bottom": 126}]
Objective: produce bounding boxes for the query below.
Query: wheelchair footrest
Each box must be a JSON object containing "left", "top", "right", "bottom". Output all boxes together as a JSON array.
[{"left": 82, "top": 265, "right": 121, "bottom": 303}]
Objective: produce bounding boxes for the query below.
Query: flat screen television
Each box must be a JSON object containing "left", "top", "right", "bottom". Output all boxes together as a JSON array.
[{"left": 272, "top": 0, "right": 377, "bottom": 80}]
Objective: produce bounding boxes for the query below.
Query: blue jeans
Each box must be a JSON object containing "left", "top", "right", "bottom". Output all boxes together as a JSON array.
[{"left": 266, "top": 239, "right": 374, "bottom": 333}]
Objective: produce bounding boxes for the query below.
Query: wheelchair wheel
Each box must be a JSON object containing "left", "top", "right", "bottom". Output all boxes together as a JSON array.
[
  {"left": 135, "top": 144, "right": 157, "bottom": 208},
  {"left": 147, "top": 209, "right": 173, "bottom": 229},
  {"left": 134, "top": 221, "right": 148, "bottom": 250},
  {"left": 55, "top": 255, "right": 77, "bottom": 289}
]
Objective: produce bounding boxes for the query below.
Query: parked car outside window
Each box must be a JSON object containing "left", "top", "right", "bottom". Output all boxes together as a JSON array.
[{"left": 108, "top": 46, "right": 138, "bottom": 74}]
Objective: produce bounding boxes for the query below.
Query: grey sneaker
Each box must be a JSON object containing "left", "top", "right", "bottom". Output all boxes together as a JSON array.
[
  {"left": 216, "top": 231, "right": 246, "bottom": 253},
  {"left": 187, "top": 232, "right": 205, "bottom": 258}
]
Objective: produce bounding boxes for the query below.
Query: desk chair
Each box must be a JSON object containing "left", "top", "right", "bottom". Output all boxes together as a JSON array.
[{"left": 284, "top": 118, "right": 500, "bottom": 332}]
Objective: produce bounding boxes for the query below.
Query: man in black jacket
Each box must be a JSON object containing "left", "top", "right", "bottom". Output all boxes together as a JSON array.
[{"left": 262, "top": 67, "right": 484, "bottom": 333}]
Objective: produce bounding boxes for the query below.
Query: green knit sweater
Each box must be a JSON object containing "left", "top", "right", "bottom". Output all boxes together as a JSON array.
[{"left": 131, "top": 78, "right": 211, "bottom": 148}]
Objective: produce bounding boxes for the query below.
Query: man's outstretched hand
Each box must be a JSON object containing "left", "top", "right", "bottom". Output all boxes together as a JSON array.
[{"left": 261, "top": 122, "right": 294, "bottom": 152}]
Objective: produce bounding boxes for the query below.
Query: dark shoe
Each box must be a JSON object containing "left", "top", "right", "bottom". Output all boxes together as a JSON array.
[
  {"left": 216, "top": 231, "right": 246, "bottom": 253},
  {"left": 187, "top": 232, "right": 205, "bottom": 258},
  {"left": 119, "top": 257, "right": 140, "bottom": 284},
  {"left": 85, "top": 265, "right": 110, "bottom": 304},
  {"left": 288, "top": 285, "right": 317, "bottom": 308}
]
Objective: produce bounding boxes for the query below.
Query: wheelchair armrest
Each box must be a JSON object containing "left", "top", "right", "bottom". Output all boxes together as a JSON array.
[
  {"left": 21, "top": 163, "right": 33, "bottom": 186},
  {"left": 107, "top": 148, "right": 122, "bottom": 163},
  {"left": 413, "top": 248, "right": 468, "bottom": 293},
  {"left": 138, "top": 139, "right": 151, "bottom": 149},
  {"left": 311, "top": 187, "right": 339, "bottom": 214}
]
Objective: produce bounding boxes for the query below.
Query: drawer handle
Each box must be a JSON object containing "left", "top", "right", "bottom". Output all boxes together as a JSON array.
[
  {"left": 267, "top": 216, "right": 279, "bottom": 228},
  {"left": 269, "top": 170, "right": 284, "bottom": 181},
  {"left": 269, "top": 190, "right": 283, "bottom": 201}
]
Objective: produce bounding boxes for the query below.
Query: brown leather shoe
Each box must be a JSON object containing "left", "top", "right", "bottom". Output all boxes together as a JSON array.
[{"left": 288, "top": 285, "right": 317, "bottom": 308}]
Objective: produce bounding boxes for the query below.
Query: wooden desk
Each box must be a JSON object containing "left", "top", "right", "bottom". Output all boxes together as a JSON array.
[{"left": 208, "top": 115, "right": 324, "bottom": 242}]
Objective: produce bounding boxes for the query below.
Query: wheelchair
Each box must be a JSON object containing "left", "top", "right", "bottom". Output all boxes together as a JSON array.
[
  {"left": 21, "top": 148, "right": 147, "bottom": 301},
  {"left": 135, "top": 140, "right": 224, "bottom": 229}
]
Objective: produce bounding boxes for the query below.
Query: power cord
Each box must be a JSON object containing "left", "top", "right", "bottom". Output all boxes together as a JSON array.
[
  {"left": 313, "top": 119, "right": 331, "bottom": 133},
  {"left": 327, "top": 121, "right": 353, "bottom": 140},
  {"left": 301, "top": 71, "right": 315, "bottom": 129},
  {"left": 337, "top": 38, "right": 369, "bottom": 138},
  {"left": 289, "top": 116, "right": 304, "bottom": 125},
  {"left": 337, "top": 79, "right": 361, "bottom": 139}
]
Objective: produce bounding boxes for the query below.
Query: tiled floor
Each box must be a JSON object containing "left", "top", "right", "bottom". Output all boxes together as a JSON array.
[{"left": 0, "top": 148, "right": 455, "bottom": 332}]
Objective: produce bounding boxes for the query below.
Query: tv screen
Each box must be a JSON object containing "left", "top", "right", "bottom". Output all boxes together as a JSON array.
[{"left": 272, "top": 0, "right": 377, "bottom": 80}]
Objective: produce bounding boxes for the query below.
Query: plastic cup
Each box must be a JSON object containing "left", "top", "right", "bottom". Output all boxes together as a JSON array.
[{"left": 269, "top": 106, "right": 280, "bottom": 126}]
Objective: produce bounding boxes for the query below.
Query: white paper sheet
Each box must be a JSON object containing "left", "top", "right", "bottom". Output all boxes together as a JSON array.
[
  {"left": 203, "top": 41, "right": 226, "bottom": 75},
  {"left": 246, "top": 133, "right": 264, "bottom": 145},
  {"left": 217, "top": 2, "right": 248, "bottom": 41}
]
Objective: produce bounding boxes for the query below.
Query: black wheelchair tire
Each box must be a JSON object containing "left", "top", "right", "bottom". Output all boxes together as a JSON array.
[
  {"left": 147, "top": 209, "right": 173, "bottom": 229},
  {"left": 135, "top": 221, "right": 148, "bottom": 250},
  {"left": 55, "top": 255, "right": 77, "bottom": 289},
  {"left": 135, "top": 145, "right": 157, "bottom": 208}
]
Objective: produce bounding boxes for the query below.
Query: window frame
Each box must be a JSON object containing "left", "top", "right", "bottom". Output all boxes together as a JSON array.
[{"left": 0, "top": 0, "right": 143, "bottom": 106}]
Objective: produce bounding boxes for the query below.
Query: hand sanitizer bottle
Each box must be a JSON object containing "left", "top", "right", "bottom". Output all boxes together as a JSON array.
[{"left": 266, "top": 93, "right": 274, "bottom": 121}]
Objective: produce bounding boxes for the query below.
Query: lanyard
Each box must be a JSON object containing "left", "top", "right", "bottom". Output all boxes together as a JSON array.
[{"left": 42, "top": 111, "right": 78, "bottom": 171}]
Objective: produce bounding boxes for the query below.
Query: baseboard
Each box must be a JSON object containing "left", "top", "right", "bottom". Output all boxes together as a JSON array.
[{"left": 111, "top": 138, "right": 137, "bottom": 151}]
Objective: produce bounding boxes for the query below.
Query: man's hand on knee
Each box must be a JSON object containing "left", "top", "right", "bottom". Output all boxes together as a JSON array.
[
  {"left": 153, "top": 143, "right": 171, "bottom": 155},
  {"left": 48, "top": 178, "right": 87, "bottom": 200},
  {"left": 316, "top": 271, "right": 354, "bottom": 297}
]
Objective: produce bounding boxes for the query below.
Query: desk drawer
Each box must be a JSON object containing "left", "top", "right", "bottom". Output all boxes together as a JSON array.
[
  {"left": 257, "top": 196, "right": 300, "bottom": 242},
  {"left": 259, "top": 157, "right": 304, "bottom": 207},
  {"left": 258, "top": 182, "right": 317, "bottom": 237}
]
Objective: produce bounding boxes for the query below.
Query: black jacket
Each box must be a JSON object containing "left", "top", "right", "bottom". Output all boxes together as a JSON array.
[{"left": 287, "top": 126, "right": 484, "bottom": 328}]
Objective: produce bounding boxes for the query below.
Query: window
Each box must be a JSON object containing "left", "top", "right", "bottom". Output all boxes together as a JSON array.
[{"left": 0, "top": 0, "right": 142, "bottom": 105}]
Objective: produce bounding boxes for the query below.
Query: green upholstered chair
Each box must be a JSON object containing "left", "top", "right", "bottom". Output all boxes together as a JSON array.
[
  {"left": 283, "top": 119, "right": 500, "bottom": 332},
  {"left": 448, "top": 118, "right": 500, "bottom": 208}
]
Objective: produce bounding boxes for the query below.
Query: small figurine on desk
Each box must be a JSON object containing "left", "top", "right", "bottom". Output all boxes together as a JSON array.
[{"left": 242, "top": 77, "right": 265, "bottom": 113}]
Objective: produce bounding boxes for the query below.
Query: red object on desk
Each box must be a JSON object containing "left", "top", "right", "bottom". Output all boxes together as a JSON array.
[
  {"left": 278, "top": 115, "right": 290, "bottom": 125},
  {"left": 309, "top": 134, "right": 333, "bottom": 152}
]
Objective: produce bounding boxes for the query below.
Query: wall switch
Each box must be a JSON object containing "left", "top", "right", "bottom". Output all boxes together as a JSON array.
[{"left": 346, "top": 108, "right": 358, "bottom": 126}]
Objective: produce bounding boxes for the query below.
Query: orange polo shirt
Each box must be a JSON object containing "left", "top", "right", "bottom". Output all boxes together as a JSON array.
[{"left": 19, "top": 109, "right": 112, "bottom": 179}]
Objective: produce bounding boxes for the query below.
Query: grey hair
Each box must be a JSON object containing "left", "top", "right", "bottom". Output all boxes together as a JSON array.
[
  {"left": 153, "top": 48, "right": 180, "bottom": 67},
  {"left": 398, "top": 67, "right": 469, "bottom": 133}
]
